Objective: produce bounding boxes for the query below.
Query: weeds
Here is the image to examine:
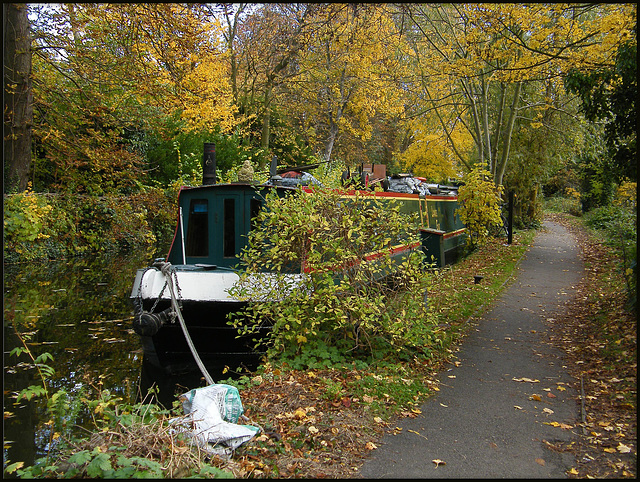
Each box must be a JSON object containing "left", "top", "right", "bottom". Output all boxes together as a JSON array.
[{"left": 4, "top": 326, "right": 234, "bottom": 479}]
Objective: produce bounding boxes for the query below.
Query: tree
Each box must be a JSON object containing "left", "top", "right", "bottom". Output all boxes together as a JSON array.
[
  {"left": 4, "top": 3, "right": 33, "bottom": 193},
  {"left": 565, "top": 16, "right": 637, "bottom": 183},
  {"left": 289, "top": 4, "right": 406, "bottom": 165},
  {"left": 29, "top": 4, "right": 236, "bottom": 193},
  {"left": 399, "top": 3, "right": 635, "bottom": 188},
  {"left": 214, "top": 3, "right": 321, "bottom": 169}
]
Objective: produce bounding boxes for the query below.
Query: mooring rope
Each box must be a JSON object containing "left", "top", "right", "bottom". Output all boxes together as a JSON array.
[{"left": 155, "top": 261, "right": 215, "bottom": 386}]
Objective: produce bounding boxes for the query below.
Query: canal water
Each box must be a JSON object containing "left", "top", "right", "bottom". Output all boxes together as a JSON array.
[{"left": 3, "top": 253, "right": 206, "bottom": 470}]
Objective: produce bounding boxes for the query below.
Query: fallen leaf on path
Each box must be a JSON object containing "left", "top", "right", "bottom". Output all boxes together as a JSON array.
[
  {"left": 535, "top": 458, "right": 545, "bottom": 466},
  {"left": 543, "top": 421, "right": 573, "bottom": 429},
  {"left": 513, "top": 377, "right": 540, "bottom": 383},
  {"left": 366, "top": 442, "right": 377, "bottom": 450},
  {"left": 543, "top": 408, "right": 554, "bottom": 414},
  {"left": 530, "top": 394, "right": 542, "bottom": 401},
  {"left": 408, "top": 429, "right": 428, "bottom": 440},
  {"left": 617, "top": 443, "right": 631, "bottom": 454},
  {"left": 432, "top": 459, "right": 446, "bottom": 467}
]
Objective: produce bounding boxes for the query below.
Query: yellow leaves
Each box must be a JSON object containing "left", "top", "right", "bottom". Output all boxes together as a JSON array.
[
  {"left": 420, "top": 3, "right": 635, "bottom": 84},
  {"left": 432, "top": 458, "right": 446, "bottom": 467},
  {"left": 397, "top": 117, "right": 469, "bottom": 182},
  {"left": 512, "top": 377, "right": 540, "bottom": 383}
]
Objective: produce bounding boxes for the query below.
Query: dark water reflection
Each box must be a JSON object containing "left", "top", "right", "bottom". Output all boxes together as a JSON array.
[{"left": 3, "top": 253, "right": 170, "bottom": 469}]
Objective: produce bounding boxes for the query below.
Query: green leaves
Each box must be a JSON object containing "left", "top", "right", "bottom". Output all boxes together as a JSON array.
[
  {"left": 230, "top": 187, "right": 439, "bottom": 367},
  {"left": 17, "top": 385, "right": 48, "bottom": 402},
  {"left": 457, "top": 164, "right": 504, "bottom": 247}
]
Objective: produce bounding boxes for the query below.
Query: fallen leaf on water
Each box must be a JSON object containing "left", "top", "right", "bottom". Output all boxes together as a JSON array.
[{"left": 432, "top": 459, "right": 446, "bottom": 467}]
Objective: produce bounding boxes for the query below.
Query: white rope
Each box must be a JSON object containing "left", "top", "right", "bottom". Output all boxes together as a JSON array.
[{"left": 160, "top": 263, "right": 215, "bottom": 386}]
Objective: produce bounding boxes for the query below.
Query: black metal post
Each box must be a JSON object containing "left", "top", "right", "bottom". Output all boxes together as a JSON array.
[
  {"left": 203, "top": 143, "right": 216, "bottom": 185},
  {"left": 508, "top": 190, "right": 514, "bottom": 244}
]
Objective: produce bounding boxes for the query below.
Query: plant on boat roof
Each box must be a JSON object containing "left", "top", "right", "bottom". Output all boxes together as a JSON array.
[
  {"left": 228, "top": 187, "right": 445, "bottom": 368},
  {"left": 456, "top": 163, "right": 504, "bottom": 247}
]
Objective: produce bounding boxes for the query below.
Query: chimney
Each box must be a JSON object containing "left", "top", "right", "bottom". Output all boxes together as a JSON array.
[{"left": 203, "top": 143, "right": 216, "bottom": 185}]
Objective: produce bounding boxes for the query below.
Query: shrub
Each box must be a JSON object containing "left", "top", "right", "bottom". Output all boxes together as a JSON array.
[
  {"left": 585, "top": 203, "right": 637, "bottom": 310},
  {"left": 456, "top": 164, "right": 504, "bottom": 247},
  {"left": 228, "top": 187, "right": 441, "bottom": 368},
  {"left": 3, "top": 184, "right": 53, "bottom": 245},
  {"left": 4, "top": 188, "right": 175, "bottom": 261}
]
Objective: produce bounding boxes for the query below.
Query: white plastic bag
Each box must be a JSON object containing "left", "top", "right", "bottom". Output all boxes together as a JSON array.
[{"left": 175, "top": 384, "right": 260, "bottom": 457}]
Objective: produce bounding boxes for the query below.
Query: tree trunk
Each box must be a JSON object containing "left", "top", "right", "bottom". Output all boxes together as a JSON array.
[
  {"left": 495, "top": 81, "right": 522, "bottom": 186},
  {"left": 4, "top": 3, "right": 33, "bottom": 193},
  {"left": 260, "top": 84, "right": 272, "bottom": 170},
  {"left": 323, "top": 120, "right": 339, "bottom": 164}
]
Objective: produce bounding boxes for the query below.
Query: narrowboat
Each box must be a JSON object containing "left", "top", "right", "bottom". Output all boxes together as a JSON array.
[{"left": 130, "top": 153, "right": 466, "bottom": 380}]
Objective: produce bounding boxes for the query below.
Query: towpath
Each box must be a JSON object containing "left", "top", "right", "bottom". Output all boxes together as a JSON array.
[{"left": 359, "top": 219, "right": 584, "bottom": 478}]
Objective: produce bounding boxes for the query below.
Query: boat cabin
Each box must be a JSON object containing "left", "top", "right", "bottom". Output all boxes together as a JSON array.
[{"left": 166, "top": 183, "right": 293, "bottom": 268}]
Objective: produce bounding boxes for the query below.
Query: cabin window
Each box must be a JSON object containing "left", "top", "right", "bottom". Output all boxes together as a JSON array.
[
  {"left": 186, "top": 199, "right": 208, "bottom": 257},
  {"left": 223, "top": 198, "right": 236, "bottom": 258}
]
